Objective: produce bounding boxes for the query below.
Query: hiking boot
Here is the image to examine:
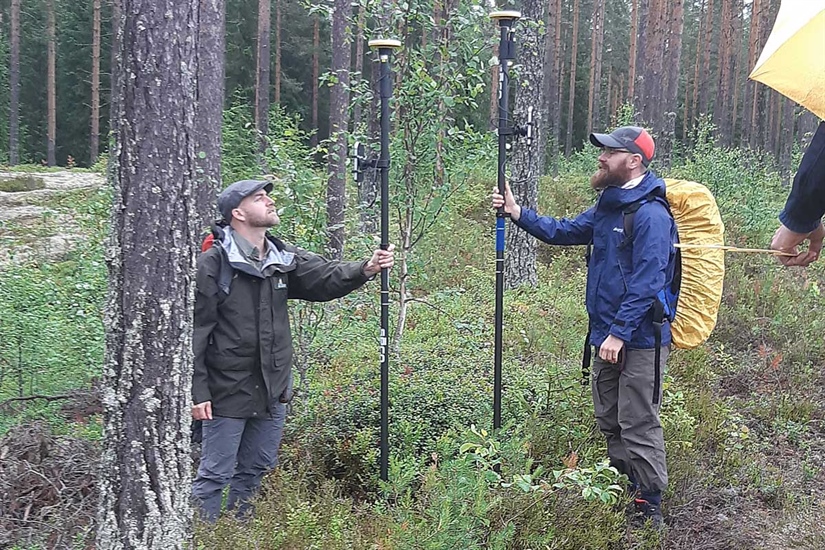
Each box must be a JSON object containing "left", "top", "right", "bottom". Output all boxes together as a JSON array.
[{"left": 633, "top": 498, "right": 664, "bottom": 530}]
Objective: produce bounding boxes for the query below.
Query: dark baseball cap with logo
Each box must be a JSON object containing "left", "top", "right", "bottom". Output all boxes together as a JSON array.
[
  {"left": 589, "top": 126, "right": 655, "bottom": 167},
  {"left": 217, "top": 179, "right": 274, "bottom": 222}
]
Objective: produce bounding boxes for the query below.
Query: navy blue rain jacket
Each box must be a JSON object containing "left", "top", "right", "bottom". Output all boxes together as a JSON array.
[
  {"left": 779, "top": 122, "right": 825, "bottom": 233},
  {"left": 514, "top": 171, "right": 678, "bottom": 349}
]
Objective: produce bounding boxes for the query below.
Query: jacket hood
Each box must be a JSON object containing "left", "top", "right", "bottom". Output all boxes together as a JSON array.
[{"left": 598, "top": 171, "right": 665, "bottom": 211}]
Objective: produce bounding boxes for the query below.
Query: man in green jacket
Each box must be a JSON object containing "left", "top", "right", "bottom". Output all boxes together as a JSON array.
[{"left": 191, "top": 179, "right": 394, "bottom": 521}]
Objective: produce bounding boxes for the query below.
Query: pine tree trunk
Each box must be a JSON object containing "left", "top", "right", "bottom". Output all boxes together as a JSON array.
[
  {"left": 96, "top": 0, "right": 199, "bottom": 546},
  {"left": 255, "top": 0, "right": 271, "bottom": 155},
  {"left": 551, "top": 0, "right": 563, "bottom": 163},
  {"left": 352, "top": 6, "right": 366, "bottom": 135},
  {"left": 194, "top": 0, "right": 225, "bottom": 230},
  {"left": 47, "top": 0, "right": 56, "bottom": 166},
  {"left": 769, "top": 91, "right": 781, "bottom": 159},
  {"left": 326, "top": 0, "right": 351, "bottom": 259},
  {"left": 697, "top": 0, "right": 715, "bottom": 122},
  {"left": 797, "top": 110, "right": 818, "bottom": 152},
  {"left": 506, "top": 0, "right": 545, "bottom": 288},
  {"left": 634, "top": 0, "right": 650, "bottom": 119},
  {"left": 9, "top": 0, "right": 20, "bottom": 165},
  {"left": 746, "top": 0, "right": 764, "bottom": 148},
  {"left": 310, "top": 15, "right": 320, "bottom": 148},
  {"left": 110, "top": 0, "right": 122, "bottom": 125},
  {"left": 274, "top": 0, "right": 281, "bottom": 106},
  {"left": 564, "top": 0, "right": 579, "bottom": 156},
  {"left": 586, "top": 0, "right": 605, "bottom": 136},
  {"left": 714, "top": 0, "right": 733, "bottom": 144},
  {"left": 729, "top": 0, "right": 743, "bottom": 142},
  {"left": 779, "top": 98, "right": 794, "bottom": 184},
  {"left": 645, "top": 0, "right": 667, "bottom": 129},
  {"left": 628, "top": 0, "right": 638, "bottom": 107},
  {"left": 355, "top": 7, "right": 374, "bottom": 233},
  {"left": 689, "top": 0, "right": 706, "bottom": 139},
  {"left": 659, "top": 0, "right": 683, "bottom": 169},
  {"left": 91, "top": 0, "right": 102, "bottom": 165}
]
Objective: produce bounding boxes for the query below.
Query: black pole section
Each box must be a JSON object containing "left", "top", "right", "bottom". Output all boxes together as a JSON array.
[
  {"left": 490, "top": 11, "right": 520, "bottom": 431},
  {"left": 369, "top": 38, "right": 400, "bottom": 483}
]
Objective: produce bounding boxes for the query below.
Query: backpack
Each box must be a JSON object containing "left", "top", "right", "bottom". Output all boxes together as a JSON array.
[
  {"left": 621, "top": 179, "right": 725, "bottom": 350},
  {"left": 582, "top": 179, "right": 725, "bottom": 403}
]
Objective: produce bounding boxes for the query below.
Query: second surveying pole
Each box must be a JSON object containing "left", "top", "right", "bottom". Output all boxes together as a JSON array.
[
  {"left": 368, "top": 38, "right": 401, "bottom": 482},
  {"left": 490, "top": 10, "right": 520, "bottom": 431}
]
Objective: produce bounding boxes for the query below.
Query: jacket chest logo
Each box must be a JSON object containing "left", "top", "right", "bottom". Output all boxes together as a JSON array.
[
  {"left": 613, "top": 227, "right": 624, "bottom": 234},
  {"left": 274, "top": 277, "right": 287, "bottom": 289}
]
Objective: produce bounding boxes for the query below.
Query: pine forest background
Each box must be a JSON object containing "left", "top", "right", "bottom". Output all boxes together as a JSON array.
[{"left": 0, "top": 0, "right": 818, "bottom": 172}]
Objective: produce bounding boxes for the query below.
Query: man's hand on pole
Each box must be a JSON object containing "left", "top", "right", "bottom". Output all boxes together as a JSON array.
[
  {"left": 364, "top": 244, "right": 396, "bottom": 276},
  {"left": 192, "top": 401, "right": 212, "bottom": 420},
  {"left": 770, "top": 223, "right": 825, "bottom": 267},
  {"left": 491, "top": 181, "right": 522, "bottom": 221}
]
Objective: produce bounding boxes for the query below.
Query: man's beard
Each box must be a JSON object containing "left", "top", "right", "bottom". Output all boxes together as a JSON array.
[
  {"left": 590, "top": 166, "right": 629, "bottom": 190},
  {"left": 247, "top": 210, "right": 279, "bottom": 228}
]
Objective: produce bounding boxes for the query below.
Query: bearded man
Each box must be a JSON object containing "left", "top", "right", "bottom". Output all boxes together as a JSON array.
[
  {"left": 191, "top": 179, "right": 394, "bottom": 521},
  {"left": 491, "top": 126, "right": 677, "bottom": 529}
]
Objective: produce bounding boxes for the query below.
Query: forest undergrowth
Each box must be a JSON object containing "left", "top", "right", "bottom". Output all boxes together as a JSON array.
[{"left": 1, "top": 119, "right": 824, "bottom": 549}]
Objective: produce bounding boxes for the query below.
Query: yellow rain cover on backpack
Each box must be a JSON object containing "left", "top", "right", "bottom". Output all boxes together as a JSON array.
[{"left": 664, "top": 179, "right": 725, "bottom": 349}]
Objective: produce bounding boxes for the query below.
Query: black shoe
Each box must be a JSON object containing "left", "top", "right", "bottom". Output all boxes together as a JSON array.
[{"left": 633, "top": 498, "right": 664, "bottom": 530}]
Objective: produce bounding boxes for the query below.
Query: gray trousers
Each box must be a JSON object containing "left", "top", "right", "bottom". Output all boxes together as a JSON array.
[
  {"left": 591, "top": 347, "right": 669, "bottom": 495},
  {"left": 191, "top": 401, "right": 286, "bottom": 522}
]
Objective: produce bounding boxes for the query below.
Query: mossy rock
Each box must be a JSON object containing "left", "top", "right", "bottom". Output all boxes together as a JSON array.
[{"left": 0, "top": 176, "right": 46, "bottom": 192}]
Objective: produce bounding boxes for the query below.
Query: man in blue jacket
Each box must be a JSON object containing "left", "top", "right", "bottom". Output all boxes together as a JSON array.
[{"left": 492, "top": 126, "right": 678, "bottom": 528}]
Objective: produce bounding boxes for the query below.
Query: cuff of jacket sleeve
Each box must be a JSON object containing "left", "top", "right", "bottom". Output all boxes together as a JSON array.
[
  {"left": 192, "top": 387, "right": 212, "bottom": 405},
  {"left": 779, "top": 209, "right": 822, "bottom": 234},
  {"left": 608, "top": 324, "right": 632, "bottom": 343},
  {"left": 360, "top": 260, "right": 378, "bottom": 281},
  {"left": 513, "top": 207, "right": 537, "bottom": 229}
]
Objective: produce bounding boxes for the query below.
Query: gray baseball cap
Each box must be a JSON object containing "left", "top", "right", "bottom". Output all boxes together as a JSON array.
[{"left": 217, "top": 179, "right": 273, "bottom": 222}]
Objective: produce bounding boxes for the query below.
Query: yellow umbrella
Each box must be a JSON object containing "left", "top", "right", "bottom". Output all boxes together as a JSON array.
[{"left": 749, "top": 0, "right": 825, "bottom": 120}]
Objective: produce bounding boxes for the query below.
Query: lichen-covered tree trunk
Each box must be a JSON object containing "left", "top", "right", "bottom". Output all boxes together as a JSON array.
[
  {"left": 96, "top": 0, "right": 200, "bottom": 547},
  {"left": 506, "top": 0, "right": 545, "bottom": 288},
  {"left": 194, "top": 0, "right": 225, "bottom": 230},
  {"left": 326, "top": 0, "right": 351, "bottom": 260},
  {"left": 9, "top": 0, "right": 20, "bottom": 165}
]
